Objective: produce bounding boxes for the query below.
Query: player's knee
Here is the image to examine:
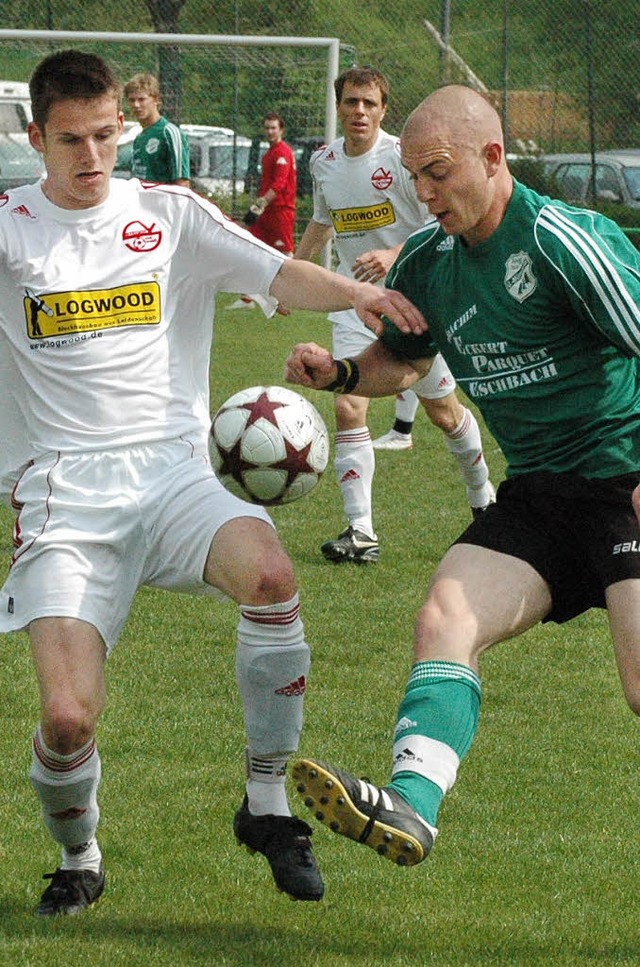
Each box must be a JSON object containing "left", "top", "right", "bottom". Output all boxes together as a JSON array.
[
  {"left": 41, "top": 701, "right": 98, "bottom": 755},
  {"left": 246, "top": 547, "right": 297, "bottom": 604},
  {"left": 334, "top": 392, "right": 367, "bottom": 428},
  {"left": 421, "top": 395, "right": 462, "bottom": 435},
  {"left": 413, "top": 589, "right": 478, "bottom": 663}
]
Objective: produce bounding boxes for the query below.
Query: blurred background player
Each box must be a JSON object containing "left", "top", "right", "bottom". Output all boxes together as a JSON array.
[
  {"left": 372, "top": 389, "right": 421, "bottom": 451},
  {"left": 294, "top": 66, "right": 495, "bottom": 563},
  {"left": 228, "top": 111, "right": 297, "bottom": 310},
  {"left": 124, "top": 72, "right": 190, "bottom": 186}
]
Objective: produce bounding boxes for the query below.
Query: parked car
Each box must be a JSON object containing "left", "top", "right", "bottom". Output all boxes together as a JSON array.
[
  {"left": 0, "top": 79, "right": 32, "bottom": 133},
  {"left": 182, "top": 124, "right": 259, "bottom": 197},
  {"left": 542, "top": 150, "right": 640, "bottom": 209},
  {"left": 0, "top": 132, "right": 45, "bottom": 192},
  {"left": 113, "top": 120, "right": 141, "bottom": 178}
]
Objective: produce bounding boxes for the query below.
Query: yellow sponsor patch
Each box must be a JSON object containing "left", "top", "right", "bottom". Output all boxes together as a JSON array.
[
  {"left": 330, "top": 202, "right": 396, "bottom": 234},
  {"left": 24, "top": 282, "right": 161, "bottom": 339}
]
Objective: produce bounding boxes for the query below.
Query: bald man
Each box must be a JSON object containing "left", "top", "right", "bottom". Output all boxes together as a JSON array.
[{"left": 286, "top": 84, "right": 640, "bottom": 871}]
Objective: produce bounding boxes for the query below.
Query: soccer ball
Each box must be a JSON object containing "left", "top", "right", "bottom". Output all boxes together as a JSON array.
[{"left": 209, "top": 385, "right": 329, "bottom": 505}]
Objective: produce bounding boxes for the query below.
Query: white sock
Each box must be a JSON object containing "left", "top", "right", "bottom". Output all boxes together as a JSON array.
[
  {"left": 394, "top": 389, "right": 420, "bottom": 424},
  {"left": 236, "top": 595, "right": 309, "bottom": 758},
  {"left": 444, "top": 408, "right": 490, "bottom": 492},
  {"left": 245, "top": 751, "right": 290, "bottom": 816},
  {"left": 29, "top": 727, "right": 102, "bottom": 874},
  {"left": 334, "top": 427, "right": 376, "bottom": 538},
  {"left": 62, "top": 837, "right": 103, "bottom": 872}
]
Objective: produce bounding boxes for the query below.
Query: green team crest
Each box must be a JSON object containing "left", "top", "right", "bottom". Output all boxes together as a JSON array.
[{"left": 504, "top": 250, "right": 537, "bottom": 303}]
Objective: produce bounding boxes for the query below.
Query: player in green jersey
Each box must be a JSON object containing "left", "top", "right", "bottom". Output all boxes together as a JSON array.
[
  {"left": 284, "top": 84, "right": 640, "bottom": 870},
  {"left": 124, "top": 73, "right": 190, "bottom": 186}
]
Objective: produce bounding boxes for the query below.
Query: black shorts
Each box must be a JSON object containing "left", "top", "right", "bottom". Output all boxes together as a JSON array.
[{"left": 454, "top": 471, "right": 640, "bottom": 624}]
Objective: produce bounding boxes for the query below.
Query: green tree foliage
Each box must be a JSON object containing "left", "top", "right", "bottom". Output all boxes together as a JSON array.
[{"left": 1, "top": 0, "right": 638, "bottom": 147}]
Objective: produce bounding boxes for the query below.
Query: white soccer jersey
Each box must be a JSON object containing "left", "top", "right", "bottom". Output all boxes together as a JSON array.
[
  {"left": 0, "top": 178, "right": 285, "bottom": 481},
  {"left": 310, "top": 128, "right": 432, "bottom": 278}
]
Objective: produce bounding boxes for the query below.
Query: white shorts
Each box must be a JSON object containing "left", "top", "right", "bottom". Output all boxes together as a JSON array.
[
  {"left": 0, "top": 439, "right": 273, "bottom": 652},
  {"left": 330, "top": 307, "right": 456, "bottom": 401},
  {"left": 412, "top": 353, "right": 456, "bottom": 400}
]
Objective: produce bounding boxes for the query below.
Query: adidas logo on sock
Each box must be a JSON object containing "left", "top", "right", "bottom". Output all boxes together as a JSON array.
[
  {"left": 49, "top": 806, "right": 88, "bottom": 821},
  {"left": 339, "top": 469, "right": 360, "bottom": 483},
  {"left": 394, "top": 716, "right": 418, "bottom": 734},
  {"left": 275, "top": 675, "right": 307, "bottom": 696},
  {"left": 393, "top": 746, "right": 424, "bottom": 767}
]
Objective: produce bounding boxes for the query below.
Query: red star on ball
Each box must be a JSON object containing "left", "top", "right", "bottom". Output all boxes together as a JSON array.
[{"left": 241, "top": 391, "right": 287, "bottom": 427}]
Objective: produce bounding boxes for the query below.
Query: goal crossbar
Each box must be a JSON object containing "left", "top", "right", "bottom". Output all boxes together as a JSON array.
[{"left": 0, "top": 28, "right": 341, "bottom": 143}]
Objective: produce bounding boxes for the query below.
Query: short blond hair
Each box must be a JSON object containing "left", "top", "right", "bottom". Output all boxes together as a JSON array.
[{"left": 124, "top": 73, "right": 160, "bottom": 102}]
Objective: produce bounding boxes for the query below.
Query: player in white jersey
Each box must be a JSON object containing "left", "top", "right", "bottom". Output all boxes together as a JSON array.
[
  {"left": 294, "top": 67, "right": 494, "bottom": 564},
  {"left": 0, "top": 50, "right": 423, "bottom": 916}
]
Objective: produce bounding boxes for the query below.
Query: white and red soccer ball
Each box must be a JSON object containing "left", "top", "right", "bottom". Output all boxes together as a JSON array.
[{"left": 209, "top": 385, "right": 329, "bottom": 505}]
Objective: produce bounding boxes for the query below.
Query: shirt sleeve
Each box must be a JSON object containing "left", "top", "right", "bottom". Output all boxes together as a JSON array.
[
  {"left": 163, "top": 123, "right": 190, "bottom": 182},
  {"left": 379, "top": 246, "right": 439, "bottom": 360},
  {"left": 310, "top": 153, "right": 332, "bottom": 226},
  {"left": 535, "top": 204, "right": 640, "bottom": 356}
]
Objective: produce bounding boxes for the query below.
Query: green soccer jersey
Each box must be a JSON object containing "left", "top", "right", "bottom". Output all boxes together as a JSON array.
[
  {"left": 382, "top": 180, "right": 640, "bottom": 478},
  {"left": 131, "top": 117, "right": 190, "bottom": 184}
]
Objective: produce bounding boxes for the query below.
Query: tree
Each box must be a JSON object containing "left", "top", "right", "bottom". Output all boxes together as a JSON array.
[{"left": 145, "top": 0, "right": 187, "bottom": 123}]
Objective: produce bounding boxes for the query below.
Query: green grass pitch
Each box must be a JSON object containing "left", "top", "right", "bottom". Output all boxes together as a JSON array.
[{"left": 0, "top": 296, "right": 637, "bottom": 966}]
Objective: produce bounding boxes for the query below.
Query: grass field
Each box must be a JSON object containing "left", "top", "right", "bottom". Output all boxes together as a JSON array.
[{"left": 0, "top": 296, "right": 638, "bottom": 967}]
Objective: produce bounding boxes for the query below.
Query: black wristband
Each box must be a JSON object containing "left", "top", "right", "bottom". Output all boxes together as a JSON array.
[{"left": 324, "top": 357, "right": 360, "bottom": 394}]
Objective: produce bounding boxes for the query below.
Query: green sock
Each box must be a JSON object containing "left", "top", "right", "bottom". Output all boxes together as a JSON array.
[{"left": 389, "top": 660, "right": 481, "bottom": 826}]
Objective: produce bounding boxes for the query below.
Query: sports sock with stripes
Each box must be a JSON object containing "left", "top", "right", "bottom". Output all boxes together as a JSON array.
[
  {"left": 29, "top": 727, "right": 103, "bottom": 872},
  {"left": 237, "top": 597, "right": 310, "bottom": 818},
  {"left": 389, "top": 660, "right": 481, "bottom": 826},
  {"left": 334, "top": 427, "right": 376, "bottom": 538}
]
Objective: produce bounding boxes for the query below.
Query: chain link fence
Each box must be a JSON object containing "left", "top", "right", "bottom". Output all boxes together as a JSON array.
[{"left": 1, "top": 1, "right": 639, "bottom": 237}]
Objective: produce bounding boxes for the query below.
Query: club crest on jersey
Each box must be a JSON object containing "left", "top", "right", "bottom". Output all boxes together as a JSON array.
[
  {"left": 371, "top": 166, "right": 393, "bottom": 190},
  {"left": 123, "top": 221, "right": 162, "bottom": 253},
  {"left": 504, "top": 251, "right": 537, "bottom": 303}
]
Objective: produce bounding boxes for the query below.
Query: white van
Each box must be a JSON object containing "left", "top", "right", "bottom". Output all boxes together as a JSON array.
[
  {"left": 181, "top": 124, "right": 257, "bottom": 197},
  {"left": 0, "top": 80, "right": 32, "bottom": 132}
]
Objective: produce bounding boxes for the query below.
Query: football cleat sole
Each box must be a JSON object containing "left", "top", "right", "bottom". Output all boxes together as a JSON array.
[{"left": 293, "top": 759, "right": 433, "bottom": 867}]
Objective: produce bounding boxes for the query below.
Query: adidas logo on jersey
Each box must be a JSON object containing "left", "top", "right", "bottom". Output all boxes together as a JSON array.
[
  {"left": 11, "top": 203, "right": 36, "bottom": 219},
  {"left": 436, "top": 235, "right": 454, "bottom": 251}
]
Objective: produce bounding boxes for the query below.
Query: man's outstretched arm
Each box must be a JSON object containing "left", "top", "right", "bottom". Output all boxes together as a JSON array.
[
  {"left": 284, "top": 338, "right": 431, "bottom": 399},
  {"left": 270, "top": 258, "right": 427, "bottom": 337}
]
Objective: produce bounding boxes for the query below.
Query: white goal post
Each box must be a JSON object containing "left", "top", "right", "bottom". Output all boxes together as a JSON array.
[{"left": 0, "top": 28, "right": 341, "bottom": 145}]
